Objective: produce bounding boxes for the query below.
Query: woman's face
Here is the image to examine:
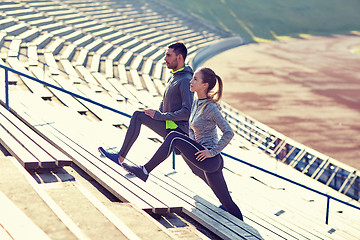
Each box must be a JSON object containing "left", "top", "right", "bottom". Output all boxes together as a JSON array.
[{"left": 190, "top": 70, "right": 207, "bottom": 93}]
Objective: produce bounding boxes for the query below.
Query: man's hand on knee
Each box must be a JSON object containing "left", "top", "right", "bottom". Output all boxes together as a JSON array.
[{"left": 144, "top": 109, "right": 156, "bottom": 118}]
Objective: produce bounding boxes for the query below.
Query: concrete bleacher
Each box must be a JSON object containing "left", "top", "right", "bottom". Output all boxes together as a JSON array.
[
  {"left": 46, "top": 38, "right": 65, "bottom": 55},
  {"left": 0, "top": 103, "right": 72, "bottom": 169},
  {"left": 89, "top": 53, "right": 101, "bottom": 73},
  {"left": 1, "top": 0, "right": 360, "bottom": 239},
  {"left": 7, "top": 38, "right": 22, "bottom": 57},
  {"left": 44, "top": 52, "right": 61, "bottom": 75},
  {"left": 31, "top": 33, "right": 53, "bottom": 49},
  {"left": 27, "top": 44, "right": 38, "bottom": 66},
  {"left": 7, "top": 57, "right": 53, "bottom": 99},
  {"left": 18, "top": 28, "right": 40, "bottom": 42}
]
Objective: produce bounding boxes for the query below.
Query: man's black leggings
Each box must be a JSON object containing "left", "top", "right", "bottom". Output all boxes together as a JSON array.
[
  {"left": 144, "top": 131, "right": 243, "bottom": 220},
  {"left": 119, "top": 110, "right": 189, "bottom": 157},
  {"left": 119, "top": 111, "right": 168, "bottom": 158}
]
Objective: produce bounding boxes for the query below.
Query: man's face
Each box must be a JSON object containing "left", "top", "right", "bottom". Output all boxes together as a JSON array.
[{"left": 164, "top": 48, "right": 179, "bottom": 70}]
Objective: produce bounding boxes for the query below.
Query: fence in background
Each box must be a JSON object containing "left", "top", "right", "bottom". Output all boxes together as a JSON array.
[{"left": 221, "top": 105, "right": 360, "bottom": 202}]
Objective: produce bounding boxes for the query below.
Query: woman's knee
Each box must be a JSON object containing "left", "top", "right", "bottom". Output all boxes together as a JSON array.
[{"left": 164, "top": 131, "right": 190, "bottom": 152}]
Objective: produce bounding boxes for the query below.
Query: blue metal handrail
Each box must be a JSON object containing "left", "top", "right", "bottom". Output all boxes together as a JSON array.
[
  {"left": 222, "top": 152, "right": 360, "bottom": 224},
  {"left": 0, "top": 63, "right": 131, "bottom": 118},
  {"left": 1, "top": 63, "right": 360, "bottom": 225}
]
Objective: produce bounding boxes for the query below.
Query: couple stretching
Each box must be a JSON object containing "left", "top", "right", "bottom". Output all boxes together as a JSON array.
[{"left": 99, "top": 42, "right": 243, "bottom": 220}]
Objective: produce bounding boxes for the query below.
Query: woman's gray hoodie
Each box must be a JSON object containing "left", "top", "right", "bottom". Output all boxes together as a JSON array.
[
  {"left": 153, "top": 66, "right": 194, "bottom": 133},
  {"left": 189, "top": 98, "right": 234, "bottom": 157}
]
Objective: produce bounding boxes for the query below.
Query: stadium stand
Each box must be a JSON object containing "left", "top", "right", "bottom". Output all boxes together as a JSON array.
[{"left": 1, "top": 0, "right": 360, "bottom": 239}]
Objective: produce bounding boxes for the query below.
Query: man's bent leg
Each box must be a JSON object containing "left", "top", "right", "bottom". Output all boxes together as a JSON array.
[{"left": 118, "top": 111, "right": 167, "bottom": 160}]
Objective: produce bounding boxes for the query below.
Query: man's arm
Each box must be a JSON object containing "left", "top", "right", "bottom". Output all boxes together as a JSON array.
[{"left": 152, "top": 79, "right": 193, "bottom": 121}]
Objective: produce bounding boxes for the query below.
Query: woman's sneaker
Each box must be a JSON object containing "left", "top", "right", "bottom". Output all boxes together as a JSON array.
[
  {"left": 219, "top": 205, "right": 227, "bottom": 212},
  {"left": 98, "top": 147, "right": 121, "bottom": 165},
  {"left": 122, "top": 163, "right": 148, "bottom": 182}
]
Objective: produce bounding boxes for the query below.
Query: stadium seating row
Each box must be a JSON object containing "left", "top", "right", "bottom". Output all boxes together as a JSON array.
[{"left": 0, "top": 102, "right": 71, "bottom": 169}]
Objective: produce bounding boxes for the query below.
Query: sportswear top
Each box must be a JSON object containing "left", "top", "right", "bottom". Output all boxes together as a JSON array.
[
  {"left": 153, "top": 66, "right": 194, "bottom": 133},
  {"left": 189, "top": 98, "right": 234, "bottom": 157}
]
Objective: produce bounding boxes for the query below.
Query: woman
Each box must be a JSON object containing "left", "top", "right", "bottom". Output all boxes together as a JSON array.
[{"left": 123, "top": 67, "right": 243, "bottom": 220}]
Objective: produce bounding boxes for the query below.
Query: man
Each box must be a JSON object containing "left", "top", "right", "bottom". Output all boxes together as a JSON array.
[{"left": 99, "top": 42, "right": 194, "bottom": 164}]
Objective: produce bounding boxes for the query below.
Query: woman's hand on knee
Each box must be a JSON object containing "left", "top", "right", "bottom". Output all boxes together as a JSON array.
[{"left": 195, "top": 146, "right": 211, "bottom": 161}]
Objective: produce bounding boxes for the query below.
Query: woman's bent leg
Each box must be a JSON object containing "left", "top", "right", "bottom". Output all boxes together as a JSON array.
[
  {"left": 143, "top": 131, "right": 217, "bottom": 183},
  {"left": 143, "top": 131, "right": 206, "bottom": 172},
  {"left": 144, "top": 131, "right": 221, "bottom": 174}
]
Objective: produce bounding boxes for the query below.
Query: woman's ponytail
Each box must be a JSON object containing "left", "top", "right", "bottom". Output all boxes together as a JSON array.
[
  {"left": 198, "top": 67, "right": 224, "bottom": 112},
  {"left": 213, "top": 74, "right": 223, "bottom": 103}
]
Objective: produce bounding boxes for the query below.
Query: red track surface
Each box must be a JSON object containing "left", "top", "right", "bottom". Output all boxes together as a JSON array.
[{"left": 205, "top": 34, "right": 360, "bottom": 170}]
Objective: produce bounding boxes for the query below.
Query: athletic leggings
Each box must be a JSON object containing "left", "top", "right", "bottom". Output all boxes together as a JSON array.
[
  {"left": 144, "top": 131, "right": 243, "bottom": 220},
  {"left": 119, "top": 111, "right": 184, "bottom": 158}
]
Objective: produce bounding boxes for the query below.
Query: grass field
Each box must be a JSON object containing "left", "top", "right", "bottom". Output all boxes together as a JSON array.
[{"left": 164, "top": 0, "right": 360, "bottom": 42}]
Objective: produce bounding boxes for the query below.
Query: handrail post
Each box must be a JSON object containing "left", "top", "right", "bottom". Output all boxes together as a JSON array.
[
  {"left": 5, "top": 68, "right": 9, "bottom": 110},
  {"left": 172, "top": 150, "right": 175, "bottom": 170},
  {"left": 325, "top": 196, "right": 330, "bottom": 224}
]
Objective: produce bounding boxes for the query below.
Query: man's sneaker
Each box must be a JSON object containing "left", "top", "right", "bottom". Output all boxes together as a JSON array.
[
  {"left": 98, "top": 147, "right": 121, "bottom": 165},
  {"left": 122, "top": 163, "right": 148, "bottom": 182}
]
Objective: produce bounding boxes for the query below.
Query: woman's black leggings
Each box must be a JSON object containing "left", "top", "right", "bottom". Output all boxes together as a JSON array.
[{"left": 144, "top": 131, "right": 243, "bottom": 220}]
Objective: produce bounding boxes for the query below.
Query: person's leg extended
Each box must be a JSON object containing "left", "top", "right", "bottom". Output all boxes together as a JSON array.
[
  {"left": 144, "top": 132, "right": 243, "bottom": 219},
  {"left": 205, "top": 161, "right": 243, "bottom": 220},
  {"left": 165, "top": 137, "right": 243, "bottom": 220},
  {"left": 118, "top": 111, "right": 167, "bottom": 162}
]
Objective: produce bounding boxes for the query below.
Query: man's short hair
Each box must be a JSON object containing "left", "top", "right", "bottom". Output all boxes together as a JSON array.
[{"left": 168, "top": 42, "right": 187, "bottom": 61}]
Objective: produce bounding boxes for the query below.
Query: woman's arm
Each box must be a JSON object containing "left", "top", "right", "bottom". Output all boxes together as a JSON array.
[{"left": 208, "top": 104, "right": 234, "bottom": 156}]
